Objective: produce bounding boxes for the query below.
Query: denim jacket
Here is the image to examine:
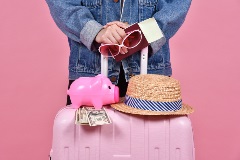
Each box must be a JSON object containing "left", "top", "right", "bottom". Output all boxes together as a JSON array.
[{"left": 46, "top": 0, "right": 191, "bottom": 84}]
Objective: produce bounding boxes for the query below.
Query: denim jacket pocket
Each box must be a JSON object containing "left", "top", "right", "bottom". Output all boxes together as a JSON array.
[
  {"left": 81, "top": 0, "right": 101, "bottom": 7},
  {"left": 139, "top": 0, "right": 158, "bottom": 20},
  {"left": 74, "top": 43, "right": 101, "bottom": 74},
  {"left": 139, "top": 0, "right": 158, "bottom": 6},
  {"left": 81, "top": 0, "right": 102, "bottom": 21}
]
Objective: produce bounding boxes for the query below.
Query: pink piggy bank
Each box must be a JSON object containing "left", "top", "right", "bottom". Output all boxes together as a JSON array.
[{"left": 67, "top": 74, "right": 119, "bottom": 109}]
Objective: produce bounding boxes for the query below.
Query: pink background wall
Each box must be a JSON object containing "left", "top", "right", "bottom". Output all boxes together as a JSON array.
[{"left": 0, "top": 0, "right": 240, "bottom": 160}]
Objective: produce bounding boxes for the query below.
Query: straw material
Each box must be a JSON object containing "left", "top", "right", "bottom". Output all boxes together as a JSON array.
[{"left": 111, "top": 74, "right": 194, "bottom": 115}]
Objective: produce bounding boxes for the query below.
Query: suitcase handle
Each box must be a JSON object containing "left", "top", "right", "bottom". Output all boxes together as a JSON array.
[
  {"left": 140, "top": 46, "right": 148, "bottom": 75},
  {"left": 101, "top": 54, "right": 108, "bottom": 76},
  {"left": 101, "top": 46, "right": 148, "bottom": 76}
]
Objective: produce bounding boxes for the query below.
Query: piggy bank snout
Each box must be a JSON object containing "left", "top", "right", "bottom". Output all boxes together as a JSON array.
[{"left": 104, "top": 84, "right": 119, "bottom": 103}]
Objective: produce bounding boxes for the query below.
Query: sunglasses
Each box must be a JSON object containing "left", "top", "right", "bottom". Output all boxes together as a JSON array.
[{"left": 98, "top": 30, "right": 142, "bottom": 58}]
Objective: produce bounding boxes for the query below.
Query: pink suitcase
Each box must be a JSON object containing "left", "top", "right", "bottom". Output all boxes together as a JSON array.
[
  {"left": 49, "top": 48, "right": 195, "bottom": 160},
  {"left": 50, "top": 106, "right": 195, "bottom": 160}
]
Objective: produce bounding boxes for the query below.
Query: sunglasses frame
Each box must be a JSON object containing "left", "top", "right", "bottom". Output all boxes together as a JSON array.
[{"left": 98, "top": 30, "right": 142, "bottom": 58}]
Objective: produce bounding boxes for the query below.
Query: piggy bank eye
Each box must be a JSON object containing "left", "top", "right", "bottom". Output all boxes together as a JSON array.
[{"left": 108, "top": 86, "right": 111, "bottom": 89}]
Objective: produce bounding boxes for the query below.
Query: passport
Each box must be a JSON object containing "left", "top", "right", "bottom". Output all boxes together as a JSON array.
[{"left": 114, "top": 18, "right": 165, "bottom": 61}]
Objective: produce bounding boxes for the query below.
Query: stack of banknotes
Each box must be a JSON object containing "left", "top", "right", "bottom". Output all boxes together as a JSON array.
[{"left": 75, "top": 106, "right": 112, "bottom": 126}]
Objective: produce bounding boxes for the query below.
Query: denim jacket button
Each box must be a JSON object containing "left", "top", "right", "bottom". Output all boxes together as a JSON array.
[
  {"left": 110, "top": 76, "right": 117, "bottom": 82},
  {"left": 129, "top": 74, "right": 135, "bottom": 78},
  {"left": 114, "top": 0, "right": 119, "bottom": 2}
]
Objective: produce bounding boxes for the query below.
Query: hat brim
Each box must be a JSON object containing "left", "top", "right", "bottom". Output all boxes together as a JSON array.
[{"left": 111, "top": 98, "right": 194, "bottom": 115}]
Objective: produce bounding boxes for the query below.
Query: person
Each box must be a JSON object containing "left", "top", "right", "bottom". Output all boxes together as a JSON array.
[{"left": 45, "top": 0, "right": 192, "bottom": 105}]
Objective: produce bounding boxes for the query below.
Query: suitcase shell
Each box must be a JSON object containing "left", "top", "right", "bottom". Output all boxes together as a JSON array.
[{"left": 50, "top": 106, "right": 195, "bottom": 160}]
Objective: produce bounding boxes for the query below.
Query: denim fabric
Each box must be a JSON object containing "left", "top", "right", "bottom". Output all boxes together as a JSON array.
[{"left": 46, "top": 0, "right": 192, "bottom": 84}]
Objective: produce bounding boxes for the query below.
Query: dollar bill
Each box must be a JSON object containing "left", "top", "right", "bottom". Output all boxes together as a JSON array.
[
  {"left": 75, "top": 106, "right": 93, "bottom": 125},
  {"left": 75, "top": 107, "right": 83, "bottom": 125},
  {"left": 75, "top": 106, "right": 111, "bottom": 126},
  {"left": 87, "top": 108, "right": 112, "bottom": 126}
]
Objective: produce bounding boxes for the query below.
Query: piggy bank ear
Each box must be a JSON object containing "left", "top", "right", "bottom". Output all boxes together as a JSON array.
[{"left": 91, "top": 77, "right": 103, "bottom": 90}]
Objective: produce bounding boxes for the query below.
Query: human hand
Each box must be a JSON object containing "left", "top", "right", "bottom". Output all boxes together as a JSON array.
[
  {"left": 96, "top": 24, "right": 128, "bottom": 55},
  {"left": 103, "top": 21, "right": 130, "bottom": 55},
  {"left": 103, "top": 21, "right": 129, "bottom": 29}
]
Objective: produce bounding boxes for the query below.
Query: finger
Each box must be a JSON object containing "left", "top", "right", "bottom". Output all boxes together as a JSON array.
[
  {"left": 122, "top": 46, "right": 128, "bottom": 53},
  {"left": 103, "top": 23, "right": 119, "bottom": 29},
  {"left": 108, "top": 24, "right": 125, "bottom": 44},
  {"left": 100, "top": 30, "right": 115, "bottom": 44},
  {"left": 101, "top": 24, "right": 126, "bottom": 44},
  {"left": 115, "top": 27, "right": 127, "bottom": 40},
  {"left": 106, "top": 21, "right": 120, "bottom": 25},
  {"left": 103, "top": 24, "right": 111, "bottom": 28},
  {"left": 104, "top": 23, "right": 127, "bottom": 39},
  {"left": 101, "top": 27, "right": 118, "bottom": 44},
  {"left": 119, "top": 46, "right": 127, "bottom": 54},
  {"left": 98, "top": 34, "right": 113, "bottom": 44},
  {"left": 119, "top": 48, "right": 125, "bottom": 54},
  {"left": 112, "top": 34, "right": 123, "bottom": 44},
  {"left": 104, "top": 37, "right": 113, "bottom": 44},
  {"left": 107, "top": 33, "right": 118, "bottom": 44},
  {"left": 116, "top": 22, "right": 129, "bottom": 29},
  {"left": 106, "top": 21, "right": 129, "bottom": 29},
  {"left": 119, "top": 47, "right": 128, "bottom": 54},
  {"left": 104, "top": 22, "right": 118, "bottom": 28},
  {"left": 112, "top": 30, "right": 124, "bottom": 44}
]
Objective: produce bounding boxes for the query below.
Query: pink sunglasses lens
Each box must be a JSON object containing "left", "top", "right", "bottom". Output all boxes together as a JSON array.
[
  {"left": 123, "top": 31, "right": 141, "bottom": 48},
  {"left": 99, "top": 45, "right": 119, "bottom": 57}
]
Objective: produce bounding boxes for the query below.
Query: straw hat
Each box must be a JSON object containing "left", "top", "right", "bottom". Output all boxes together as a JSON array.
[{"left": 111, "top": 74, "right": 194, "bottom": 115}]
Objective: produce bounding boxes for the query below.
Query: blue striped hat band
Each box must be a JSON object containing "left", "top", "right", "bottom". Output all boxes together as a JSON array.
[{"left": 124, "top": 95, "right": 182, "bottom": 112}]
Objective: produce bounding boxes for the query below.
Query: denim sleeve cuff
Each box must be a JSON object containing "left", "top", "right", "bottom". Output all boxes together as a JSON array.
[
  {"left": 149, "top": 37, "right": 166, "bottom": 55},
  {"left": 80, "top": 20, "right": 103, "bottom": 51}
]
